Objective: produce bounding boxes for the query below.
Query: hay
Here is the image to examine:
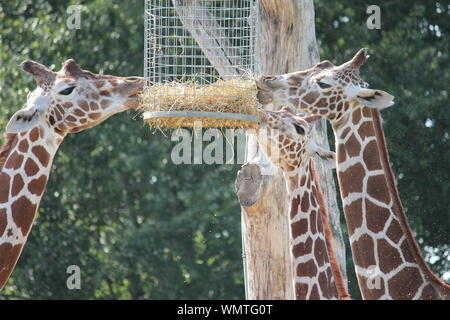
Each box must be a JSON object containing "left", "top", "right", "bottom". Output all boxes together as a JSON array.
[{"left": 139, "top": 78, "right": 259, "bottom": 129}]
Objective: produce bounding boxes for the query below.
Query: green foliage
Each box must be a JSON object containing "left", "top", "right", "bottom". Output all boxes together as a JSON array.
[
  {"left": 0, "top": 0, "right": 448, "bottom": 299},
  {"left": 0, "top": 0, "right": 244, "bottom": 299},
  {"left": 316, "top": 0, "right": 450, "bottom": 297}
]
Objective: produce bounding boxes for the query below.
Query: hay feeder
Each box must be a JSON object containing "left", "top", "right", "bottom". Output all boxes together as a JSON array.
[{"left": 142, "top": 0, "right": 260, "bottom": 129}]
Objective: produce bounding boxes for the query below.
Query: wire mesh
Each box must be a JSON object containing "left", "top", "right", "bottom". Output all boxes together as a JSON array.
[{"left": 143, "top": 0, "right": 259, "bottom": 128}]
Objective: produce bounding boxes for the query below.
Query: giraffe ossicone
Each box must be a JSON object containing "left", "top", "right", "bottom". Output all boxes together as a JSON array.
[
  {"left": 257, "top": 107, "right": 349, "bottom": 300},
  {"left": 0, "top": 59, "right": 143, "bottom": 290},
  {"left": 256, "top": 48, "right": 450, "bottom": 300}
]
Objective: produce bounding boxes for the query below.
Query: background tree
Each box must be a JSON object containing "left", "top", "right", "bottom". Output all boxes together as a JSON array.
[{"left": 0, "top": 0, "right": 448, "bottom": 299}]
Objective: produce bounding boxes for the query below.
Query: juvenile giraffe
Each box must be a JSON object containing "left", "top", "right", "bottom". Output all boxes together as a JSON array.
[
  {"left": 0, "top": 59, "right": 143, "bottom": 289},
  {"left": 256, "top": 49, "right": 450, "bottom": 300},
  {"left": 257, "top": 107, "right": 349, "bottom": 300}
]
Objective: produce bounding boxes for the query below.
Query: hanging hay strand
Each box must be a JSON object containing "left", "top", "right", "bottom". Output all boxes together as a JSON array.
[{"left": 140, "top": 78, "right": 259, "bottom": 129}]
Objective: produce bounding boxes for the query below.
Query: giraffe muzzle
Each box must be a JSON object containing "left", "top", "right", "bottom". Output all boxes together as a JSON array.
[
  {"left": 123, "top": 77, "right": 144, "bottom": 97},
  {"left": 255, "top": 78, "right": 272, "bottom": 106},
  {"left": 255, "top": 75, "right": 285, "bottom": 105}
]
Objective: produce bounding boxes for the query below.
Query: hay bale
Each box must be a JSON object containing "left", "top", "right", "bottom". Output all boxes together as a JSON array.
[{"left": 139, "top": 79, "right": 259, "bottom": 129}]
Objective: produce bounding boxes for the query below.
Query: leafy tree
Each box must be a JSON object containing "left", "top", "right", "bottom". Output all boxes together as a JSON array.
[
  {"left": 0, "top": 0, "right": 244, "bottom": 299},
  {"left": 315, "top": 0, "right": 450, "bottom": 297},
  {"left": 0, "top": 0, "right": 448, "bottom": 299}
]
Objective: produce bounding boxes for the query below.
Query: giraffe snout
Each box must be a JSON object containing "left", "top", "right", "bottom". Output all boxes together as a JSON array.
[
  {"left": 123, "top": 77, "right": 144, "bottom": 97},
  {"left": 256, "top": 75, "right": 281, "bottom": 90},
  {"left": 125, "top": 76, "right": 143, "bottom": 83},
  {"left": 256, "top": 90, "right": 274, "bottom": 106},
  {"left": 256, "top": 75, "right": 283, "bottom": 105}
]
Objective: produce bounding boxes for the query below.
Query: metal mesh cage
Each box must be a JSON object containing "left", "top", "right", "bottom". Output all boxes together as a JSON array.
[{"left": 142, "top": 0, "right": 259, "bottom": 129}]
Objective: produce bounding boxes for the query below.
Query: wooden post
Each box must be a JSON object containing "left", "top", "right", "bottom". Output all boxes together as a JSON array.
[{"left": 235, "top": 0, "right": 347, "bottom": 299}]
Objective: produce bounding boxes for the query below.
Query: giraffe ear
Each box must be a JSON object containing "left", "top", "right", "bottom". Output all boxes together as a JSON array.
[
  {"left": 6, "top": 108, "right": 41, "bottom": 133},
  {"left": 355, "top": 88, "right": 395, "bottom": 110}
]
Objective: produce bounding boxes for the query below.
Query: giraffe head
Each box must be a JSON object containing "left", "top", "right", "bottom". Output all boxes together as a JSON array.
[
  {"left": 0, "top": 60, "right": 143, "bottom": 290},
  {"left": 256, "top": 49, "right": 394, "bottom": 126},
  {"left": 6, "top": 59, "right": 143, "bottom": 136},
  {"left": 257, "top": 107, "right": 336, "bottom": 172}
]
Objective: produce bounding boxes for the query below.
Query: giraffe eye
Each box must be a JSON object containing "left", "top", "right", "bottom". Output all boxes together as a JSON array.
[
  {"left": 317, "top": 81, "right": 332, "bottom": 89},
  {"left": 293, "top": 124, "right": 305, "bottom": 135},
  {"left": 59, "top": 86, "right": 76, "bottom": 95}
]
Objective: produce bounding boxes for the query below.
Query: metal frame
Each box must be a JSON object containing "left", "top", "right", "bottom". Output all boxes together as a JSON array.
[{"left": 143, "top": 110, "right": 258, "bottom": 122}]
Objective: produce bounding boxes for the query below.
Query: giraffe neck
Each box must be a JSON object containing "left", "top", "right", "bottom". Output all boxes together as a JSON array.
[
  {"left": 284, "top": 160, "right": 342, "bottom": 300},
  {"left": 0, "top": 125, "right": 63, "bottom": 289},
  {"left": 309, "top": 163, "right": 351, "bottom": 300},
  {"left": 333, "top": 106, "right": 450, "bottom": 300}
]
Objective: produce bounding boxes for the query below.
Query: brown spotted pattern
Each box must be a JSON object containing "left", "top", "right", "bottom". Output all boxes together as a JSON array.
[
  {"left": 0, "top": 59, "right": 143, "bottom": 290},
  {"left": 257, "top": 109, "right": 347, "bottom": 300},
  {"left": 334, "top": 105, "right": 449, "bottom": 300},
  {"left": 256, "top": 49, "right": 450, "bottom": 299},
  {"left": 0, "top": 126, "right": 58, "bottom": 290}
]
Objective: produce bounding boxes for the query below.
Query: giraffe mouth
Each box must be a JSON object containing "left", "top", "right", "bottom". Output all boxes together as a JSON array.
[
  {"left": 256, "top": 88, "right": 274, "bottom": 106},
  {"left": 124, "top": 77, "right": 144, "bottom": 100},
  {"left": 127, "top": 91, "right": 143, "bottom": 102},
  {"left": 255, "top": 76, "right": 279, "bottom": 105},
  {"left": 124, "top": 92, "right": 143, "bottom": 110}
]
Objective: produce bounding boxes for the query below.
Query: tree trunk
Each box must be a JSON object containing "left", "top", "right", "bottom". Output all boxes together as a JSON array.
[{"left": 235, "top": 0, "right": 347, "bottom": 299}]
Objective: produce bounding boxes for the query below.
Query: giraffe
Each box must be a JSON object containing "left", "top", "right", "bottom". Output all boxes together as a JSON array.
[
  {"left": 256, "top": 107, "right": 350, "bottom": 300},
  {"left": 255, "top": 49, "right": 450, "bottom": 300},
  {"left": 0, "top": 59, "right": 143, "bottom": 290}
]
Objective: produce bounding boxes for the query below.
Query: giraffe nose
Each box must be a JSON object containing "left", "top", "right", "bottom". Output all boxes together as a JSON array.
[
  {"left": 122, "top": 77, "right": 144, "bottom": 97},
  {"left": 256, "top": 75, "right": 282, "bottom": 90},
  {"left": 255, "top": 75, "right": 269, "bottom": 91},
  {"left": 256, "top": 85, "right": 274, "bottom": 106},
  {"left": 125, "top": 76, "right": 143, "bottom": 83},
  {"left": 256, "top": 75, "right": 284, "bottom": 105}
]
